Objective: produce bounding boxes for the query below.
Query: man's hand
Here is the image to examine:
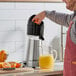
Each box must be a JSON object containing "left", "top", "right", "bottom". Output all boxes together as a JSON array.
[{"left": 32, "top": 11, "right": 46, "bottom": 24}]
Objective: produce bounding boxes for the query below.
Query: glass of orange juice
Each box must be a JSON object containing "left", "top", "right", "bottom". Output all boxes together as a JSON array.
[{"left": 39, "top": 45, "right": 57, "bottom": 70}]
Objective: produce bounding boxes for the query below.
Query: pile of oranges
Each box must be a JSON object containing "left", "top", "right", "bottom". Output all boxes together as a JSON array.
[
  {"left": 0, "top": 50, "right": 21, "bottom": 68},
  {"left": 0, "top": 50, "right": 7, "bottom": 62}
]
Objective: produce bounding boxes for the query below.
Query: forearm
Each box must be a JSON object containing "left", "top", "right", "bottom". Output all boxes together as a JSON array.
[
  {"left": 45, "top": 10, "right": 74, "bottom": 27},
  {"left": 70, "top": 19, "right": 76, "bottom": 44}
]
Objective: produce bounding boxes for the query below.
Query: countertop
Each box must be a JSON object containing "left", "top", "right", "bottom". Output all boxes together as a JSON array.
[
  {"left": 0, "top": 62, "right": 63, "bottom": 76},
  {"left": 0, "top": 69, "right": 63, "bottom": 76}
]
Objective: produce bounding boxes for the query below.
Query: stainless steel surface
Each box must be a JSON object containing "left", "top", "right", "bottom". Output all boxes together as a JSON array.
[{"left": 26, "top": 36, "right": 41, "bottom": 68}]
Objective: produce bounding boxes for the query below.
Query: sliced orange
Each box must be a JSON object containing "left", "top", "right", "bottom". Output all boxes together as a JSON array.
[
  {"left": 8, "top": 62, "right": 16, "bottom": 68},
  {"left": 2, "top": 62, "right": 11, "bottom": 68},
  {"left": 16, "top": 63, "right": 21, "bottom": 68}
]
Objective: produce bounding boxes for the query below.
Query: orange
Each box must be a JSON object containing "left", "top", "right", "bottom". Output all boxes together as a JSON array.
[
  {"left": 16, "top": 63, "right": 21, "bottom": 68},
  {"left": 2, "top": 62, "right": 11, "bottom": 68},
  {"left": 1, "top": 50, "right": 6, "bottom": 54},
  {"left": 8, "top": 62, "right": 21, "bottom": 68},
  {"left": 0, "top": 62, "right": 4, "bottom": 68},
  {"left": 8, "top": 62, "right": 16, "bottom": 68},
  {"left": 0, "top": 50, "right": 8, "bottom": 62}
]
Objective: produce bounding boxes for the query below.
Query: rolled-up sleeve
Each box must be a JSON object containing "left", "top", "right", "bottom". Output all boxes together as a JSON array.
[
  {"left": 70, "top": 19, "right": 76, "bottom": 44},
  {"left": 45, "top": 10, "right": 74, "bottom": 27}
]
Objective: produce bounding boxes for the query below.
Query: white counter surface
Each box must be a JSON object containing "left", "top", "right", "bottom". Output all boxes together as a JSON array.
[{"left": 0, "top": 62, "right": 63, "bottom": 76}]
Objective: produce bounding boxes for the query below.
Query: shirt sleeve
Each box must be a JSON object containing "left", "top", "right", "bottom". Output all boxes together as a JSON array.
[
  {"left": 70, "top": 18, "right": 76, "bottom": 44},
  {"left": 45, "top": 10, "right": 74, "bottom": 27}
]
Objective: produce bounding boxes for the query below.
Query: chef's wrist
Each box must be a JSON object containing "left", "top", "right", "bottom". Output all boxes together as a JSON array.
[{"left": 43, "top": 10, "right": 47, "bottom": 16}]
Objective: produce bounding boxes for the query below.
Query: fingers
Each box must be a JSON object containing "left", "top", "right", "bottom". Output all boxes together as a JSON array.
[
  {"left": 32, "top": 16, "right": 41, "bottom": 25},
  {"left": 32, "top": 17, "right": 36, "bottom": 22},
  {"left": 32, "top": 15, "right": 37, "bottom": 22}
]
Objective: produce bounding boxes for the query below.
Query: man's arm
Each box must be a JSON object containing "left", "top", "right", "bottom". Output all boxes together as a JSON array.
[
  {"left": 45, "top": 10, "right": 74, "bottom": 27},
  {"left": 70, "top": 18, "right": 76, "bottom": 44}
]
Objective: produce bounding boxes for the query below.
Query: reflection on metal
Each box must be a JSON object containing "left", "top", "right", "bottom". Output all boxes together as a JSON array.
[
  {"left": 61, "top": 26, "right": 63, "bottom": 61},
  {"left": 26, "top": 38, "right": 41, "bottom": 68}
]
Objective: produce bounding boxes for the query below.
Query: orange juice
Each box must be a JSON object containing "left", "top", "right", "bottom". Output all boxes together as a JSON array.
[{"left": 39, "top": 55, "right": 54, "bottom": 70}]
